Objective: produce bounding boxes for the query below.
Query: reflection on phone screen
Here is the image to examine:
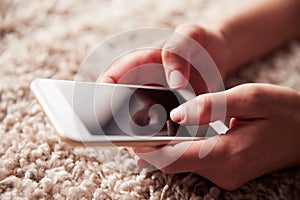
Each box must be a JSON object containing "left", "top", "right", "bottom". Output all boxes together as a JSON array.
[
  {"left": 100, "top": 86, "right": 182, "bottom": 137},
  {"left": 59, "top": 82, "right": 211, "bottom": 138}
]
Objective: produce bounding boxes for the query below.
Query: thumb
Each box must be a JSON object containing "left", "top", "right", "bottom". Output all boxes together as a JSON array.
[{"left": 170, "top": 84, "right": 266, "bottom": 125}]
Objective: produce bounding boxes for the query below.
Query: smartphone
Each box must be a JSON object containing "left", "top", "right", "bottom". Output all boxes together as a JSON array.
[{"left": 30, "top": 79, "right": 228, "bottom": 146}]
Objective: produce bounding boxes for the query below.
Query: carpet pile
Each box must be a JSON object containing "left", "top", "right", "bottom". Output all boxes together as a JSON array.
[{"left": 1, "top": 0, "right": 300, "bottom": 199}]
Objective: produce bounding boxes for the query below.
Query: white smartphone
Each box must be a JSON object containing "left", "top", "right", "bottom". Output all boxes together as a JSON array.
[{"left": 31, "top": 79, "right": 228, "bottom": 146}]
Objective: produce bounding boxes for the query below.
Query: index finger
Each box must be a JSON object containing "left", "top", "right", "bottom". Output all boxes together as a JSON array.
[{"left": 100, "top": 49, "right": 162, "bottom": 84}]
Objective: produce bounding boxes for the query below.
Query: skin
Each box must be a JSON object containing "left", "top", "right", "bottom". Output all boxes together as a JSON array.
[{"left": 101, "top": 0, "right": 300, "bottom": 190}]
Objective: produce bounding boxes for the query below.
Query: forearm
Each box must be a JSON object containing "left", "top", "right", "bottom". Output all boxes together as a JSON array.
[{"left": 219, "top": 0, "right": 300, "bottom": 75}]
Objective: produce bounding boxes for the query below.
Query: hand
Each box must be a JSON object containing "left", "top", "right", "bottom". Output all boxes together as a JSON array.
[
  {"left": 101, "top": 23, "right": 231, "bottom": 94},
  {"left": 131, "top": 83, "right": 300, "bottom": 190}
]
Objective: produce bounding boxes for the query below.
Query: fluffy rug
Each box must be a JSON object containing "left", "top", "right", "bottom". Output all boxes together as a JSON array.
[{"left": 1, "top": 0, "right": 300, "bottom": 199}]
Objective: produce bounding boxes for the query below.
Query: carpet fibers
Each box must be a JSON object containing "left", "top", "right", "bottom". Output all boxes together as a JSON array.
[{"left": 1, "top": 0, "right": 300, "bottom": 199}]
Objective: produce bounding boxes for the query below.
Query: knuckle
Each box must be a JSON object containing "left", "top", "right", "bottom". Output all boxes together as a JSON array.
[
  {"left": 164, "top": 23, "right": 204, "bottom": 56},
  {"left": 198, "top": 94, "right": 212, "bottom": 110},
  {"left": 175, "top": 23, "right": 207, "bottom": 46},
  {"left": 176, "top": 23, "right": 203, "bottom": 38},
  {"left": 196, "top": 94, "right": 212, "bottom": 122},
  {"left": 236, "top": 83, "right": 265, "bottom": 107}
]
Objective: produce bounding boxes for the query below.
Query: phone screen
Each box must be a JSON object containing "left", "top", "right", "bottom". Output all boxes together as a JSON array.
[
  {"left": 56, "top": 81, "right": 210, "bottom": 138},
  {"left": 99, "top": 86, "right": 184, "bottom": 136}
]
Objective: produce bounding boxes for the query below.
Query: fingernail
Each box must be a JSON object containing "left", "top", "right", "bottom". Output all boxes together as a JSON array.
[
  {"left": 168, "top": 70, "right": 186, "bottom": 89},
  {"left": 134, "top": 155, "right": 150, "bottom": 168},
  {"left": 170, "top": 106, "right": 183, "bottom": 123}
]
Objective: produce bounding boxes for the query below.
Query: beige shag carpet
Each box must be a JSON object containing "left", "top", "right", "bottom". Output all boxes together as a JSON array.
[{"left": 1, "top": 0, "right": 300, "bottom": 199}]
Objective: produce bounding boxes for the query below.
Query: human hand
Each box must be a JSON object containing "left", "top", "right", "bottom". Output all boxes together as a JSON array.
[
  {"left": 131, "top": 83, "right": 300, "bottom": 190},
  {"left": 101, "top": 23, "right": 230, "bottom": 94}
]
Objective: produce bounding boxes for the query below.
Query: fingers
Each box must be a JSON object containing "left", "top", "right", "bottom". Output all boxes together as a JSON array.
[
  {"left": 126, "top": 147, "right": 150, "bottom": 168},
  {"left": 131, "top": 136, "right": 225, "bottom": 173},
  {"left": 101, "top": 49, "right": 162, "bottom": 84},
  {"left": 162, "top": 23, "right": 206, "bottom": 89},
  {"left": 101, "top": 23, "right": 209, "bottom": 90},
  {"left": 170, "top": 83, "right": 272, "bottom": 125}
]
